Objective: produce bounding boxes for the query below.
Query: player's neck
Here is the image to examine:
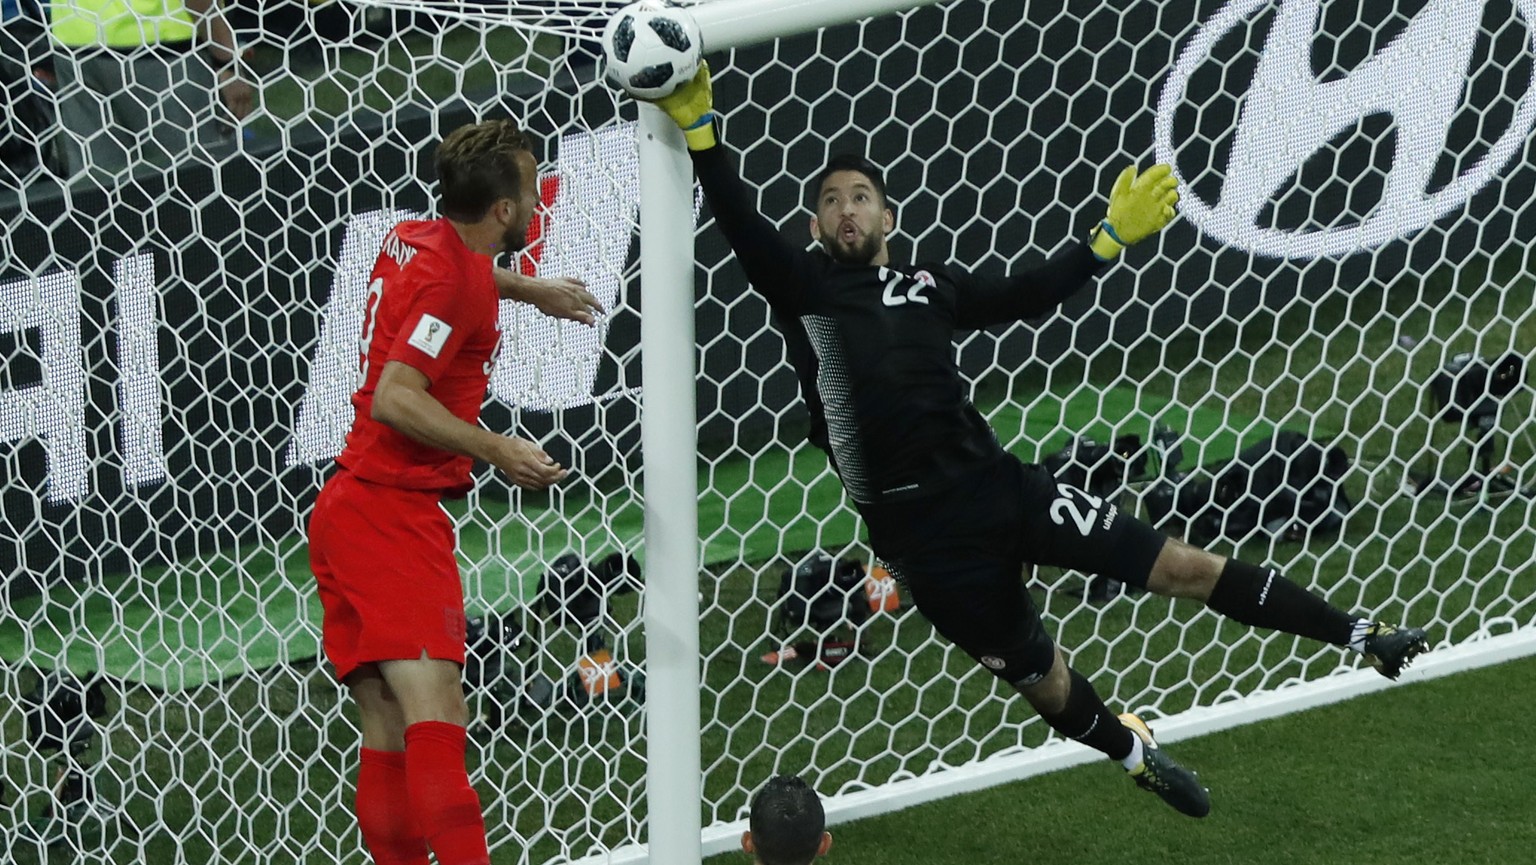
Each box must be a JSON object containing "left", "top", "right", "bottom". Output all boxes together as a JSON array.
[{"left": 448, "top": 218, "right": 505, "bottom": 258}]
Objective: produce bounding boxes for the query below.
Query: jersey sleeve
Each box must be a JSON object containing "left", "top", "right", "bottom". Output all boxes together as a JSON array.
[
  {"left": 385, "top": 278, "right": 480, "bottom": 384},
  {"left": 951, "top": 241, "right": 1109, "bottom": 329},
  {"left": 692, "top": 143, "right": 816, "bottom": 313}
]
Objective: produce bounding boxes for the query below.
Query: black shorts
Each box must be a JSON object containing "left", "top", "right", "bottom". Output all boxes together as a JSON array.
[{"left": 860, "top": 456, "right": 1166, "bottom": 686}]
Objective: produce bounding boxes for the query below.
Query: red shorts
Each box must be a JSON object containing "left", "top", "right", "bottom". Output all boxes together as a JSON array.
[{"left": 308, "top": 468, "right": 467, "bottom": 681}]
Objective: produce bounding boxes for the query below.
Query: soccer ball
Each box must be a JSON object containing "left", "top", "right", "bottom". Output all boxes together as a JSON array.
[{"left": 601, "top": 1, "right": 703, "bottom": 100}]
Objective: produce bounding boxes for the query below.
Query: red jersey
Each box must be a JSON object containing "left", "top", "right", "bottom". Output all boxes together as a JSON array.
[{"left": 337, "top": 218, "right": 503, "bottom": 494}]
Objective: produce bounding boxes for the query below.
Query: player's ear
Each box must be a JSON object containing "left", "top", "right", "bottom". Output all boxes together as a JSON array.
[
  {"left": 808, "top": 214, "right": 820, "bottom": 242},
  {"left": 740, "top": 830, "right": 754, "bottom": 855},
  {"left": 881, "top": 206, "right": 894, "bottom": 235},
  {"left": 819, "top": 832, "right": 833, "bottom": 856}
]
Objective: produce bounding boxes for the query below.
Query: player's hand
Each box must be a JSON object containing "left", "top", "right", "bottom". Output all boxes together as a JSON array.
[
  {"left": 494, "top": 268, "right": 604, "bottom": 325},
  {"left": 526, "top": 276, "right": 604, "bottom": 326},
  {"left": 1091, "top": 164, "right": 1180, "bottom": 260},
  {"left": 489, "top": 436, "right": 568, "bottom": 490},
  {"left": 649, "top": 61, "right": 716, "bottom": 151},
  {"left": 218, "top": 68, "right": 255, "bottom": 121}
]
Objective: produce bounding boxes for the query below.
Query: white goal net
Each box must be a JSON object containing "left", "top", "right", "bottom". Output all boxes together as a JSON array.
[{"left": 3, "top": 0, "right": 1535, "bottom": 863}]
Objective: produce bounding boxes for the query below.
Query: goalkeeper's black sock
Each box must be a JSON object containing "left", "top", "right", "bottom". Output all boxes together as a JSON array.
[
  {"left": 1205, "top": 559, "right": 1357, "bottom": 646},
  {"left": 1037, "top": 670, "right": 1135, "bottom": 761}
]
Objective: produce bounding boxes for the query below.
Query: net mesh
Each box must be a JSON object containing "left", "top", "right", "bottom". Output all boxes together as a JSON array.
[
  {"left": 3, "top": 0, "right": 1535, "bottom": 863},
  {"left": 341, "top": 1, "right": 632, "bottom": 37}
]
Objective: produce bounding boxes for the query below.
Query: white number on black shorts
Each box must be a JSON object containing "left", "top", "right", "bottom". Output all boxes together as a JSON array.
[{"left": 1049, "top": 484, "right": 1104, "bottom": 537}]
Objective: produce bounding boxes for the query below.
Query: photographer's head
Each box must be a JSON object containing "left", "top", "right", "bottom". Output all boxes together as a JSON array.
[{"left": 742, "top": 775, "right": 832, "bottom": 865}]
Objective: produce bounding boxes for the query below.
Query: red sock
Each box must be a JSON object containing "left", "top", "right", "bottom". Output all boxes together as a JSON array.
[
  {"left": 356, "top": 749, "right": 429, "bottom": 865},
  {"left": 404, "top": 721, "right": 490, "bottom": 865}
]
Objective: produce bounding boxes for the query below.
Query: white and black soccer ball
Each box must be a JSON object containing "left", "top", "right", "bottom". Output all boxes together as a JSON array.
[{"left": 601, "top": 0, "right": 703, "bottom": 100}]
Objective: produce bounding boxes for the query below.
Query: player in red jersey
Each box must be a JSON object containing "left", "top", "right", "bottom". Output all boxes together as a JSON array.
[{"left": 308, "top": 118, "right": 601, "bottom": 865}]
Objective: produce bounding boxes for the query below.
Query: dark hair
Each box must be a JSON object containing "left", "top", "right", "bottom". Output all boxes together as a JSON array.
[
  {"left": 749, "top": 775, "right": 825, "bottom": 865},
  {"left": 435, "top": 118, "right": 534, "bottom": 222},
  {"left": 809, "top": 153, "right": 891, "bottom": 210}
]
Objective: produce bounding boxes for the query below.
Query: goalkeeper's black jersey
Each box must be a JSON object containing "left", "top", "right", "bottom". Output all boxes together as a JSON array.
[{"left": 693, "top": 144, "right": 1107, "bottom": 505}]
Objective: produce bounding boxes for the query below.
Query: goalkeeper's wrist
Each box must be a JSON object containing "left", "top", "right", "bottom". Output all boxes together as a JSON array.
[
  {"left": 680, "top": 111, "right": 717, "bottom": 151},
  {"left": 1090, "top": 220, "right": 1125, "bottom": 261}
]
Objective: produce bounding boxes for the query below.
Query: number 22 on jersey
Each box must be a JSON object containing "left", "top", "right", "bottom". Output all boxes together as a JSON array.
[{"left": 879, "top": 267, "right": 930, "bottom": 307}]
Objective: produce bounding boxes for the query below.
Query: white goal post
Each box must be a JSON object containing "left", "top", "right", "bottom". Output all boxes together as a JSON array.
[{"left": 638, "top": 5, "right": 953, "bottom": 864}]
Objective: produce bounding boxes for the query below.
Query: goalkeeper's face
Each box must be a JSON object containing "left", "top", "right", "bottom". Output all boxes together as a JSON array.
[{"left": 810, "top": 170, "right": 893, "bottom": 266}]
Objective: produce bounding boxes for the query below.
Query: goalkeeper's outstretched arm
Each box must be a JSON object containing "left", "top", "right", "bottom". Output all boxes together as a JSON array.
[
  {"left": 953, "top": 163, "right": 1181, "bottom": 329},
  {"left": 645, "top": 63, "right": 816, "bottom": 311}
]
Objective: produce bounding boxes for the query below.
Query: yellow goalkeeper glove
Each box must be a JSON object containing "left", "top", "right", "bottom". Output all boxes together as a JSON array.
[
  {"left": 651, "top": 62, "right": 717, "bottom": 151},
  {"left": 1090, "top": 163, "right": 1180, "bottom": 261}
]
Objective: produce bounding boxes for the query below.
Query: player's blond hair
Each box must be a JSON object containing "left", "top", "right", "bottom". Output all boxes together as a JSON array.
[{"left": 435, "top": 118, "right": 534, "bottom": 222}]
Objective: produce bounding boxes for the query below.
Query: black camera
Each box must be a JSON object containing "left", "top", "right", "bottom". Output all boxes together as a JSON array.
[
  {"left": 16, "top": 672, "right": 115, "bottom": 846},
  {"left": 1429, "top": 352, "right": 1525, "bottom": 428},
  {"left": 23, "top": 673, "right": 108, "bottom": 757},
  {"left": 1418, "top": 352, "right": 1527, "bottom": 499}
]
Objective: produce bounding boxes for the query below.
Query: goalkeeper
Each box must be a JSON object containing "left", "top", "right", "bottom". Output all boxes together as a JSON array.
[{"left": 643, "top": 65, "right": 1430, "bottom": 818}]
